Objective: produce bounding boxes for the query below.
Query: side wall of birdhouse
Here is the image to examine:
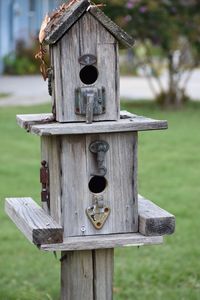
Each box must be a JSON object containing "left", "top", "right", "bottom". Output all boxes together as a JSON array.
[
  {"left": 41, "top": 132, "right": 138, "bottom": 237},
  {"left": 50, "top": 12, "right": 120, "bottom": 123}
]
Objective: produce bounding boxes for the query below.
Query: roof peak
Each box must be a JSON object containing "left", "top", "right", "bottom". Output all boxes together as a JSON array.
[{"left": 42, "top": 0, "right": 134, "bottom": 48}]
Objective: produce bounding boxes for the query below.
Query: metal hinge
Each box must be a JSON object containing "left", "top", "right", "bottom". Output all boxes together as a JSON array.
[
  {"left": 47, "top": 67, "right": 53, "bottom": 96},
  {"left": 40, "top": 160, "right": 50, "bottom": 209}
]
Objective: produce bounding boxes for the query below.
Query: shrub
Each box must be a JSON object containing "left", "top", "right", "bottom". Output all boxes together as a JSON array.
[{"left": 3, "top": 39, "right": 41, "bottom": 75}]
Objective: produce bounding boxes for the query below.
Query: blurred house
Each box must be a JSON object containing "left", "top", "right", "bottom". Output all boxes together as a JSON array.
[{"left": 0, "top": 0, "right": 63, "bottom": 73}]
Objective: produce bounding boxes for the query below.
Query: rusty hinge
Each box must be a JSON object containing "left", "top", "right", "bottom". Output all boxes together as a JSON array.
[{"left": 40, "top": 160, "right": 50, "bottom": 209}]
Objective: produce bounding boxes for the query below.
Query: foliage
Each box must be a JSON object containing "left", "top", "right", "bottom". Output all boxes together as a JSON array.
[
  {"left": 0, "top": 93, "right": 11, "bottom": 99},
  {"left": 100, "top": 0, "right": 200, "bottom": 107},
  {"left": 0, "top": 102, "right": 200, "bottom": 299},
  {"left": 3, "top": 39, "right": 41, "bottom": 75}
]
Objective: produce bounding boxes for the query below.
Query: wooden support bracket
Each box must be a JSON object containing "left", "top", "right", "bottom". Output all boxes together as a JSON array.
[
  {"left": 16, "top": 111, "right": 168, "bottom": 135},
  {"left": 5, "top": 197, "right": 63, "bottom": 245},
  {"left": 138, "top": 195, "right": 175, "bottom": 236}
]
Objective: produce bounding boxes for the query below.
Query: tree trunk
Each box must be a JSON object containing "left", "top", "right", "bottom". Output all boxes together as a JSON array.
[{"left": 163, "top": 53, "right": 183, "bottom": 109}]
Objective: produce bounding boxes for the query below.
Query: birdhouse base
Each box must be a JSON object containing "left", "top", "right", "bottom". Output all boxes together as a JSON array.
[{"left": 5, "top": 195, "right": 175, "bottom": 250}]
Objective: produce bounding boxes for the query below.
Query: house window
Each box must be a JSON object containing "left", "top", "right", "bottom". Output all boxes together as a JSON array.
[{"left": 29, "top": 0, "right": 35, "bottom": 12}]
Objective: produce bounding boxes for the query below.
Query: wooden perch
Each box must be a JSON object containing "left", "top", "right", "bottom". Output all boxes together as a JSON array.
[
  {"left": 16, "top": 112, "right": 168, "bottom": 135},
  {"left": 138, "top": 195, "right": 175, "bottom": 236},
  {"left": 5, "top": 197, "right": 63, "bottom": 245}
]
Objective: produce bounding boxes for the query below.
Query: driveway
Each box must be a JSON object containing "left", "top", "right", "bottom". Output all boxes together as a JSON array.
[{"left": 0, "top": 71, "right": 199, "bottom": 106}]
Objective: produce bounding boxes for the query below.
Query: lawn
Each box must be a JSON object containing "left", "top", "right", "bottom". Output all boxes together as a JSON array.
[{"left": 0, "top": 101, "right": 200, "bottom": 299}]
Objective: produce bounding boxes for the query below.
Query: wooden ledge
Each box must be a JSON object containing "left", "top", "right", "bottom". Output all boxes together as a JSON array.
[
  {"left": 40, "top": 233, "right": 163, "bottom": 252},
  {"left": 5, "top": 195, "right": 175, "bottom": 250},
  {"left": 5, "top": 197, "right": 63, "bottom": 245},
  {"left": 138, "top": 195, "right": 175, "bottom": 236},
  {"left": 16, "top": 111, "right": 168, "bottom": 136}
]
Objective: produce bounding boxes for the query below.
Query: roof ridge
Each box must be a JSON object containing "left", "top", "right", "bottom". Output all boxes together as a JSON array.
[{"left": 42, "top": 0, "right": 134, "bottom": 48}]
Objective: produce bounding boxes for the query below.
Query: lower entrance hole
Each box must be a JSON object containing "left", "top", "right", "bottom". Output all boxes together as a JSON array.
[{"left": 88, "top": 176, "right": 107, "bottom": 194}]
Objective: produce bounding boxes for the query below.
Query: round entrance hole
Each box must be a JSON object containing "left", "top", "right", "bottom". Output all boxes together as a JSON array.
[
  {"left": 88, "top": 176, "right": 107, "bottom": 194},
  {"left": 80, "top": 65, "right": 98, "bottom": 85}
]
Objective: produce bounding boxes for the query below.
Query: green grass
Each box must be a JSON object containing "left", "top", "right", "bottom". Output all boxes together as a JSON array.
[{"left": 0, "top": 101, "right": 200, "bottom": 299}]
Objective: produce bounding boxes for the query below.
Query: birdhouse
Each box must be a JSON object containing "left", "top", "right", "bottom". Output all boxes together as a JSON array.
[
  {"left": 5, "top": 2, "right": 175, "bottom": 298},
  {"left": 44, "top": 0, "right": 134, "bottom": 123},
  {"left": 5, "top": 3, "right": 175, "bottom": 298}
]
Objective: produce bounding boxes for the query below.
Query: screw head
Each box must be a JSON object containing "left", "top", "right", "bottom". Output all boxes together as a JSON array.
[{"left": 81, "top": 225, "right": 86, "bottom": 233}]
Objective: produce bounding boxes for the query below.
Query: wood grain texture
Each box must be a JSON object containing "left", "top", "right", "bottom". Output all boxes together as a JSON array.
[
  {"left": 97, "top": 42, "right": 120, "bottom": 120},
  {"left": 93, "top": 249, "right": 114, "bottom": 300},
  {"left": 61, "top": 250, "right": 93, "bottom": 300},
  {"left": 89, "top": 6, "right": 134, "bottom": 48},
  {"left": 52, "top": 12, "right": 119, "bottom": 123},
  {"left": 41, "top": 136, "right": 62, "bottom": 225},
  {"left": 138, "top": 195, "right": 175, "bottom": 236},
  {"left": 61, "top": 249, "right": 113, "bottom": 300},
  {"left": 30, "top": 117, "right": 168, "bottom": 136},
  {"left": 5, "top": 197, "right": 63, "bottom": 245},
  {"left": 16, "top": 113, "right": 54, "bottom": 131},
  {"left": 61, "top": 135, "right": 89, "bottom": 237},
  {"left": 16, "top": 111, "right": 168, "bottom": 134},
  {"left": 44, "top": 0, "right": 90, "bottom": 45},
  {"left": 41, "top": 233, "right": 163, "bottom": 251},
  {"left": 60, "top": 132, "right": 137, "bottom": 237},
  {"left": 49, "top": 46, "right": 56, "bottom": 118}
]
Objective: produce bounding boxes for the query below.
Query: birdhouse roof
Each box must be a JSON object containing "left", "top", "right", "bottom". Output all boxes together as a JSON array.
[{"left": 43, "top": 0, "right": 134, "bottom": 48}]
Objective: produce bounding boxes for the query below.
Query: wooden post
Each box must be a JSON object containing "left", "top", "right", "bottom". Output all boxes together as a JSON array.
[{"left": 61, "top": 249, "right": 114, "bottom": 300}]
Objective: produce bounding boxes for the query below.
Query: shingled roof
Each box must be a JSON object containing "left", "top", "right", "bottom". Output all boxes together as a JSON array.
[{"left": 44, "top": 0, "right": 134, "bottom": 48}]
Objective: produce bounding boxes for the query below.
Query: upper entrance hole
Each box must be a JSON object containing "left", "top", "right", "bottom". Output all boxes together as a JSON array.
[{"left": 80, "top": 65, "right": 98, "bottom": 85}]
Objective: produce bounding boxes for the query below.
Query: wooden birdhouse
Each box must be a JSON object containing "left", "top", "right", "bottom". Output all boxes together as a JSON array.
[
  {"left": 44, "top": 0, "right": 134, "bottom": 123},
  {"left": 5, "top": 1, "right": 175, "bottom": 299}
]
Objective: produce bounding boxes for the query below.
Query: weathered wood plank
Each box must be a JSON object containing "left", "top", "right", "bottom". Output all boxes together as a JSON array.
[
  {"left": 89, "top": 6, "right": 134, "bottom": 48},
  {"left": 61, "top": 249, "right": 114, "bottom": 300},
  {"left": 16, "top": 113, "right": 54, "bottom": 131},
  {"left": 61, "top": 250, "right": 93, "bottom": 300},
  {"left": 97, "top": 42, "right": 120, "bottom": 120},
  {"left": 138, "top": 195, "right": 175, "bottom": 236},
  {"left": 61, "top": 135, "right": 89, "bottom": 238},
  {"left": 93, "top": 249, "right": 114, "bottom": 300},
  {"left": 41, "top": 137, "right": 62, "bottom": 225},
  {"left": 40, "top": 233, "right": 163, "bottom": 251},
  {"left": 5, "top": 197, "right": 63, "bottom": 245},
  {"left": 44, "top": 0, "right": 90, "bottom": 45},
  {"left": 17, "top": 112, "right": 168, "bottom": 132},
  {"left": 30, "top": 117, "right": 168, "bottom": 135}
]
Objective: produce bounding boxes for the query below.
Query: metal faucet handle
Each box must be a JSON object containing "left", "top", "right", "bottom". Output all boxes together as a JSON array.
[
  {"left": 89, "top": 141, "right": 109, "bottom": 176},
  {"left": 86, "top": 92, "right": 95, "bottom": 124}
]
